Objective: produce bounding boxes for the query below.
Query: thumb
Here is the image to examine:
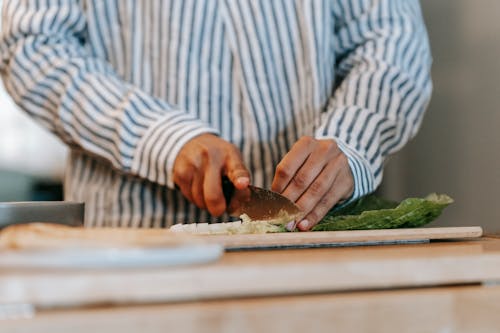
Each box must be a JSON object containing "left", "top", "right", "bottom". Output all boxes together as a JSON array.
[{"left": 226, "top": 153, "right": 250, "bottom": 190}]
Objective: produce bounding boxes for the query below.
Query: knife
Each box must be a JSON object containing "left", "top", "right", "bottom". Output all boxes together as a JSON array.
[
  {"left": 0, "top": 201, "right": 84, "bottom": 229},
  {"left": 222, "top": 177, "right": 303, "bottom": 224}
]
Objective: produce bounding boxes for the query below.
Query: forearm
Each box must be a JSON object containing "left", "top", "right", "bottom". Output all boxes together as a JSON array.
[
  {"left": 317, "top": 0, "right": 432, "bottom": 198},
  {"left": 0, "top": 0, "right": 218, "bottom": 188}
]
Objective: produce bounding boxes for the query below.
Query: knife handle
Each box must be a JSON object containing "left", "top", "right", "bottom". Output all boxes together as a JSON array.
[{"left": 222, "top": 176, "right": 235, "bottom": 208}]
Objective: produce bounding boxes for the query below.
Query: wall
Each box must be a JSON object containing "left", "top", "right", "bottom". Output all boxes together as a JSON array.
[{"left": 381, "top": 0, "right": 500, "bottom": 233}]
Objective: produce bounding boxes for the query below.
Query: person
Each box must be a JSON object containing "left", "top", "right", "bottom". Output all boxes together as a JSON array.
[{"left": 0, "top": 0, "right": 432, "bottom": 231}]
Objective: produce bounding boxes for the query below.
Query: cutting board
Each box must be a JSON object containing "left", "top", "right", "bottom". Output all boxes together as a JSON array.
[
  {"left": 2, "top": 235, "right": 498, "bottom": 309},
  {"left": 206, "top": 226, "right": 483, "bottom": 250},
  {"left": 0, "top": 223, "right": 483, "bottom": 251}
]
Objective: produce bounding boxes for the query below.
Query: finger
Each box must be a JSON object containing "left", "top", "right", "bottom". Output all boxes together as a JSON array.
[
  {"left": 191, "top": 170, "right": 206, "bottom": 210},
  {"left": 225, "top": 151, "right": 250, "bottom": 190},
  {"left": 293, "top": 155, "right": 342, "bottom": 217},
  {"left": 177, "top": 180, "right": 194, "bottom": 204},
  {"left": 297, "top": 170, "right": 354, "bottom": 231},
  {"left": 280, "top": 139, "right": 341, "bottom": 202},
  {"left": 280, "top": 147, "right": 338, "bottom": 203},
  {"left": 272, "top": 137, "right": 314, "bottom": 193},
  {"left": 173, "top": 163, "right": 195, "bottom": 203},
  {"left": 203, "top": 163, "right": 226, "bottom": 216}
]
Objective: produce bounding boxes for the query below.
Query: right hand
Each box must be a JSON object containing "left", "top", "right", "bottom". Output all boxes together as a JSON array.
[{"left": 173, "top": 134, "right": 250, "bottom": 216}]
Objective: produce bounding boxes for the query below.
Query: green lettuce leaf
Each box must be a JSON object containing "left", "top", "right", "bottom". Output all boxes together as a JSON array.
[
  {"left": 312, "top": 193, "right": 453, "bottom": 231},
  {"left": 327, "top": 194, "right": 398, "bottom": 217}
]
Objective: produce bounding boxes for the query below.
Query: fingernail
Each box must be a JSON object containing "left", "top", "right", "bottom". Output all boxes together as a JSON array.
[
  {"left": 286, "top": 221, "right": 296, "bottom": 231},
  {"left": 298, "top": 219, "right": 310, "bottom": 230},
  {"left": 235, "top": 177, "right": 250, "bottom": 187}
]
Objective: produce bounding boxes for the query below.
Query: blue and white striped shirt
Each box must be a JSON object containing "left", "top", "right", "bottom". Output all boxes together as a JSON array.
[{"left": 0, "top": 0, "right": 432, "bottom": 228}]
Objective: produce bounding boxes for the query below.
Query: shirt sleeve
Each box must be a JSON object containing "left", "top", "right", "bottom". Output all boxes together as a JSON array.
[
  {"left": 315, "top": 0, "right": 432, "bottom": 200},
  {"left": 0, "top": 0, "right": 218, "bottom": 189}
]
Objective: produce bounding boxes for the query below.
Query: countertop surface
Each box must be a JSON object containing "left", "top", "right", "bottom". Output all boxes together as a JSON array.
[
  {"left": 3, "top": 237, "right": 500, "bottom": 332},
  {"left": 2, "top": 237, "right": 500, "bottom": 308}
]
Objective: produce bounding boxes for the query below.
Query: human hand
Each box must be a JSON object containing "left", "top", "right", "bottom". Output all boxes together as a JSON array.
[
  {"left": 271, "top": 136, "right": 354, "bottom": 231},
  {"left": 173, "top": 134, "right": 250, "bottom": 216}
]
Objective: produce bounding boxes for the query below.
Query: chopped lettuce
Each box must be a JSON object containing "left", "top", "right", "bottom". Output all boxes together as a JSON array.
[
  {"left": 169, "top": 220, "right": 286, "bottom": 235},
  {"left": 230, "top": 220, "right": 287, "bottom": 234}
]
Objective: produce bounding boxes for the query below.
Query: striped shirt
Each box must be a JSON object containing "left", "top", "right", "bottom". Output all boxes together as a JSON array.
[{"left": 0, "top": 0, "right": 432, "bottom": 228}]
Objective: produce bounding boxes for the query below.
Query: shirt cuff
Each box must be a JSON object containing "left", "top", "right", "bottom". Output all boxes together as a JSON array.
[{"left": 132, "top": 113, "right": 219, "bottom": 189}]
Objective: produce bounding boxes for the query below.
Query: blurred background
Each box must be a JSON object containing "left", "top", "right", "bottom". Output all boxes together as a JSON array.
[
  {"left": 381, "top": 0, "right": 500, "bottom": 233},
  {"left": 0, "top": 1, "right": 498, "bottom": 232},
  {"left": 0, "top": 0, "right": 66, "bottom": 202}
]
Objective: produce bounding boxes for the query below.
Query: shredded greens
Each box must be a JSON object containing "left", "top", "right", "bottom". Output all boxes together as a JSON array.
[
  {"left": 229, "top": 219, "right": 287, "bottom": 234},
  {"left": 169, "top": 220, "right": 286, "bottom": 235}
]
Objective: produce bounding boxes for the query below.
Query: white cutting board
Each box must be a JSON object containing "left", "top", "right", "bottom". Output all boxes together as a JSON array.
[{"left": 204, "top": 226, "right": 483, "bottom": 250}]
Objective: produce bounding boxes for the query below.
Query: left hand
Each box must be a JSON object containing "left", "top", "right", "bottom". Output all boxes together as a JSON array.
[{"left": 271, "top": 136, "right": 354, "bottom": 231}]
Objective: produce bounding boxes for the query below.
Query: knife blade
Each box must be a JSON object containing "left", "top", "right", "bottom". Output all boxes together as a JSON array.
[
  {"left": 222, "top": 177, "right": 303, "bottom": 224},
  {"left": 0, "top": 201, "right": 84, "bottom": 229}
]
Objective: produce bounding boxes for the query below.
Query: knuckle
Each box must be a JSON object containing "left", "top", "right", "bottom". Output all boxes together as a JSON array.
[
  {"left": 296, "top": 198, "right": 311, "bottom": 213},
  {"left": 301, "top": 136, "right": 314, "bottom": 145},
  {"left": 319, "top": 195, "right": 331, "bottom": 207},
  {"left": 174, "top": 172, "right": 190, "bottom": 186},
  {"left": 275, "top": 164, "right": 290, "bottom": 179},
  {"left": 231, "top": 160, "right": 247, "bottom": 173},
  {"left": 200, "top": 148, "right": 210, "bottom": 161},
  {"left": 291, "top": 173, "right": 307, "bottom": 188},
  {"left": 321, "top": 141, "right": 338, "bottom": 157},
  {"left": 309, "top": 180, "right": 326, "bottom": 196},
  {"left": 317, "top": 192, "right": 336, "bottom": 209},
  {"left": 328, "top": 142, "right": 339, "bottom": 154},
  {"left": 294, "top": 136, "right": 314, "bottom": 150},
  {"left": 228, "top": 163, "right": 249, "bottom": 180},
  {"left": 296, "top": 194, "right": 316, "bottom": 215}
]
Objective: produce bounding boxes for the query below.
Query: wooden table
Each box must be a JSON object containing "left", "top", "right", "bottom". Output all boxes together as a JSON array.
[{"left": 3, "top": 237, "right": 500, "bottom": 332}]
